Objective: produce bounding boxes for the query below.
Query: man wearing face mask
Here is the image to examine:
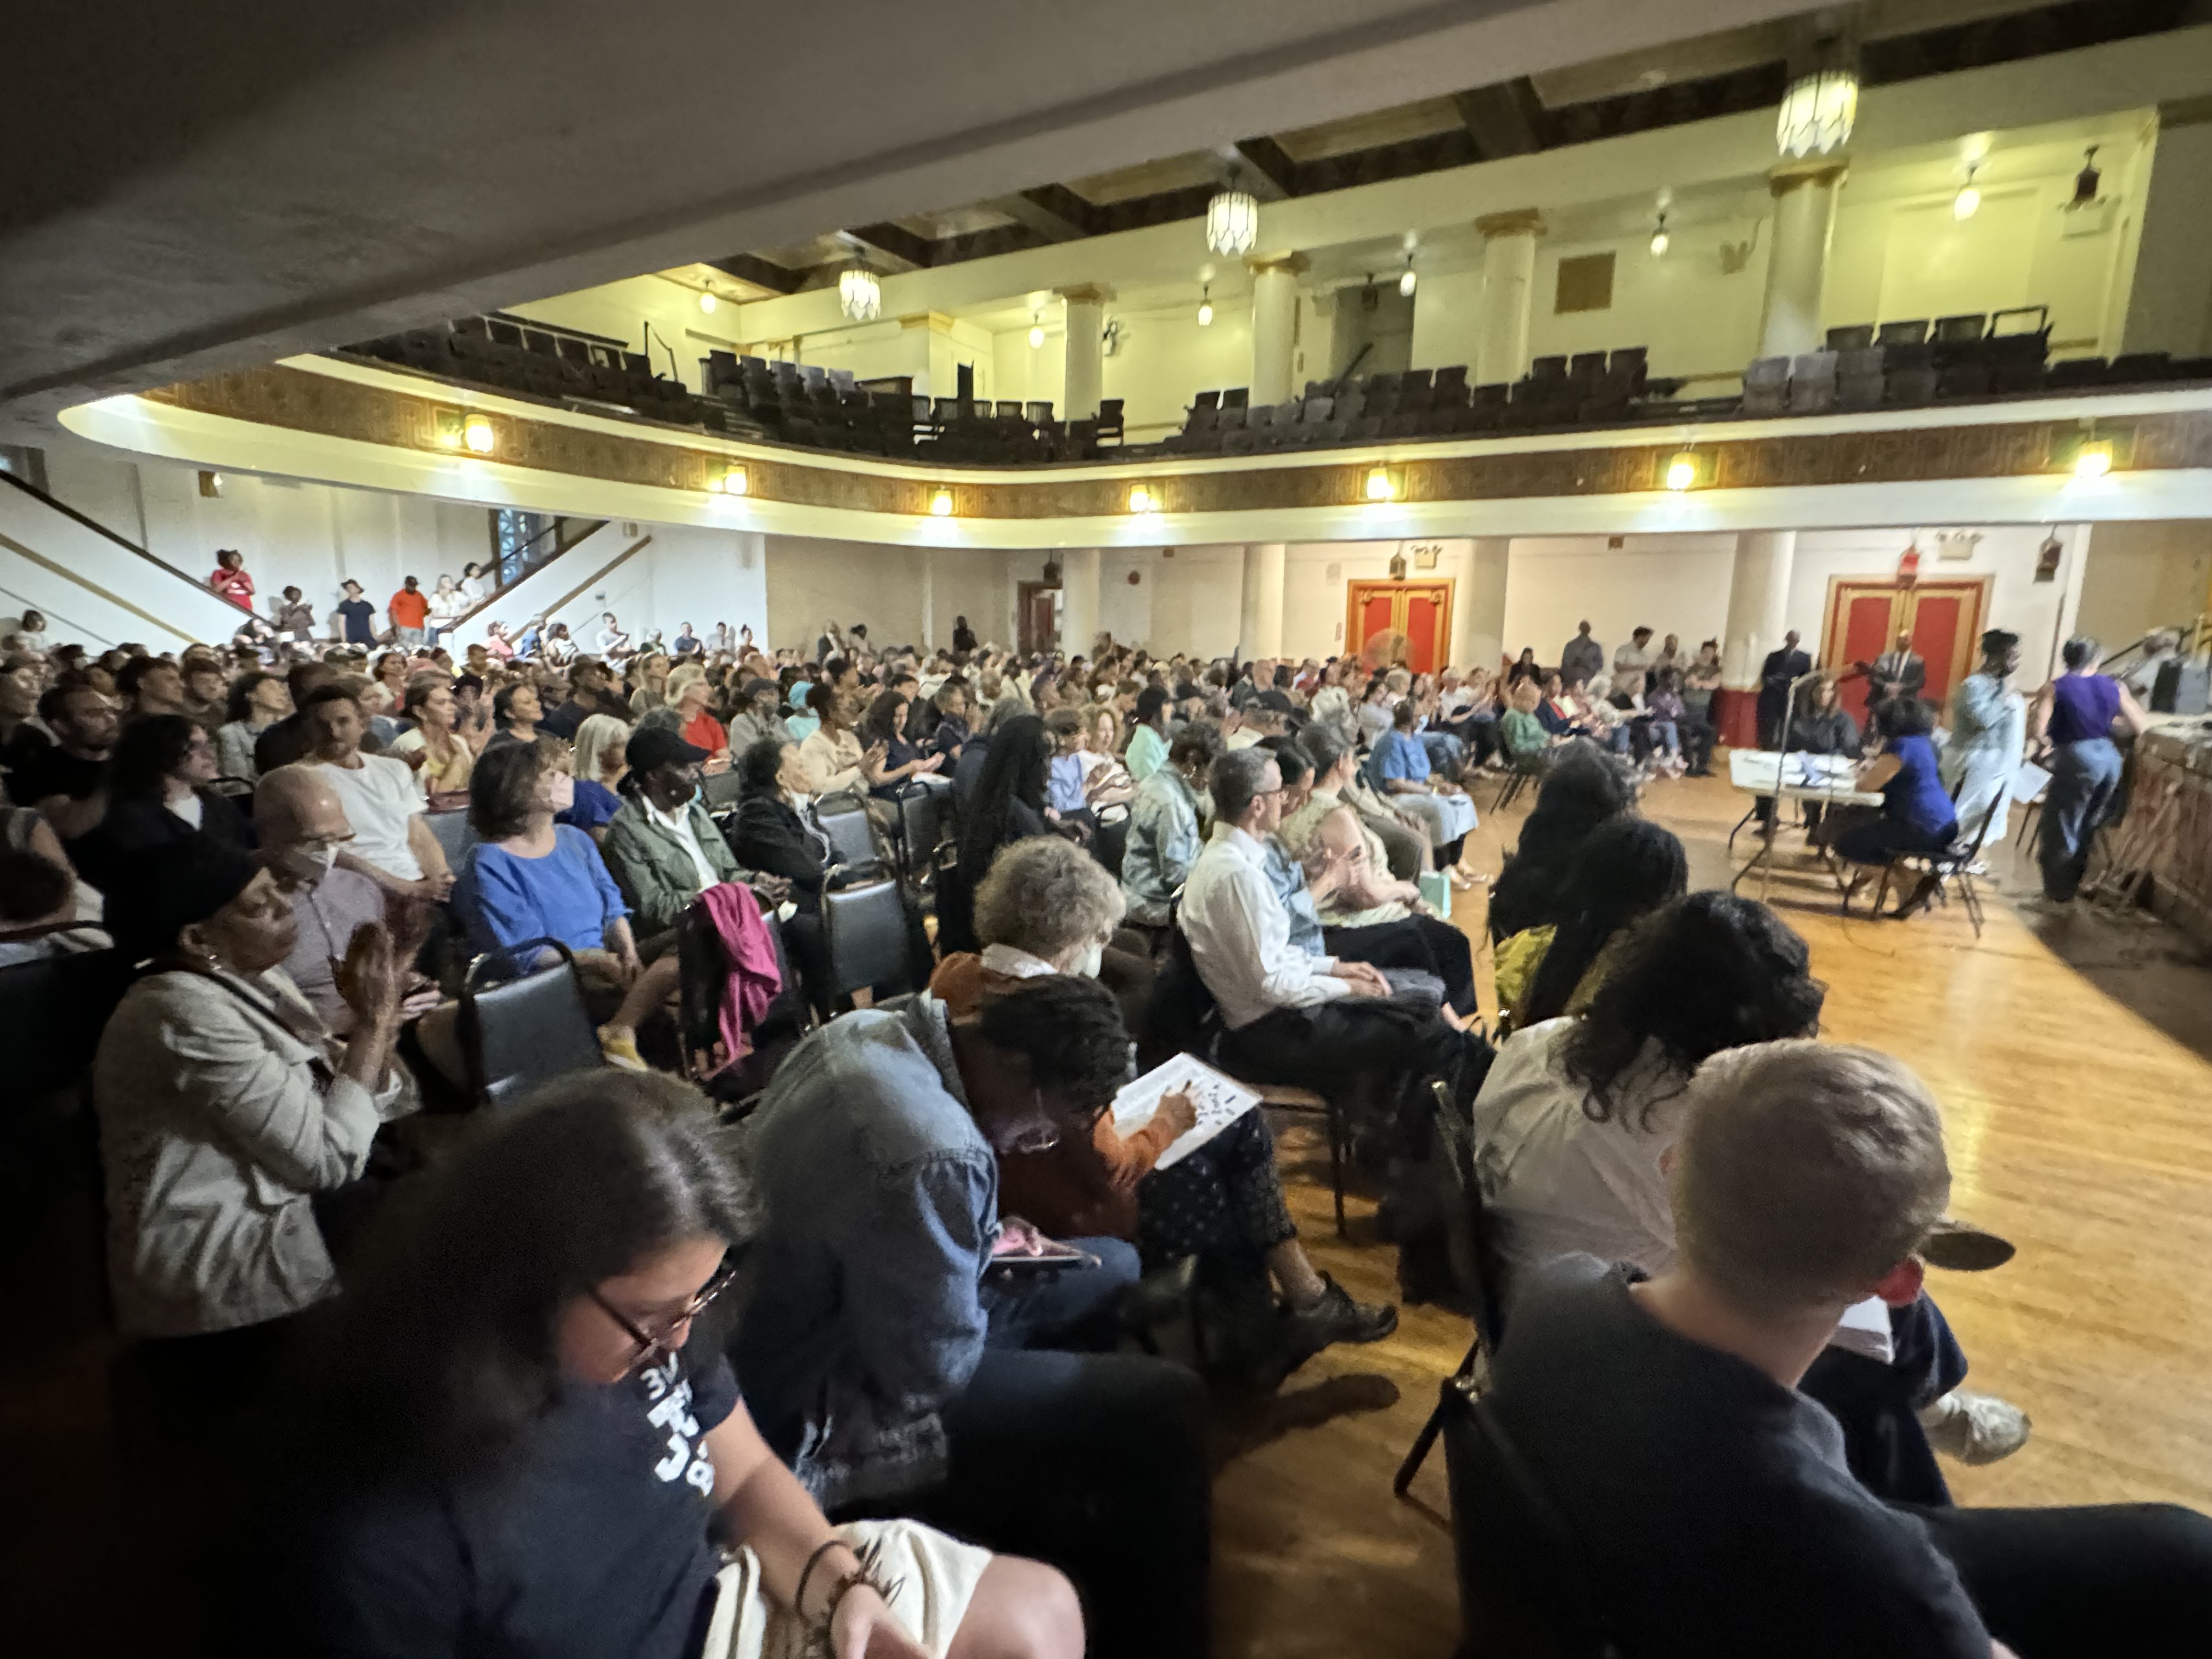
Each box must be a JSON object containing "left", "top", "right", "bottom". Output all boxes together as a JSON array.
[
  {"left": 730, "top": 974, "right": 1211, "bottom": 1659},
  {"left": 600, "top": 726, "right": 760, "bottom": 940},
  {"left": 255, "top": 765, "right": 395, "bottom": 1035}
]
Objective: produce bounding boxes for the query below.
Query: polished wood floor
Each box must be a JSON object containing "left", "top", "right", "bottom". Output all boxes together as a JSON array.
[{"left": 1212, "top": 769, "right": 2212, "bottom": 1659}]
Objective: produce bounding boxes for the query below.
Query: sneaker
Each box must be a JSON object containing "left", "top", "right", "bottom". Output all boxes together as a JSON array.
[
  {"left": 1283, "top": 1273, "right": 1398, "bottom": 1362},
  {"left": 1918, "top": 1388, "right": 2032, "bottom": 1464},
  {"left": 597, "top": 1024, "right": 648, "bottom": 1071}
]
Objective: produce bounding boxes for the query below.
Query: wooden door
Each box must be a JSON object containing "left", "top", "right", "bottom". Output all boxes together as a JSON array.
[
  {"left": 1017, "top": 581, "right": 1058, "bottom": 656},
  {"left": 1345, "top": 579, "right": 1454, "bottom": 673},
  {"left": 1819, "top": 576, "right": 1989, "bottom": 723}
]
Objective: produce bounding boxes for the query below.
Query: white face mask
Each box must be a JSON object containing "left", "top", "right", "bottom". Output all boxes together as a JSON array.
[
  {"left": 1072, "top": 940, "right": 1106, "bottom": 980},
  {"left": 277, "top": 843, "right": 336, "bottom": 884},
  {"left": 546, "top": 771, "right": 577, "bottom": 812}
]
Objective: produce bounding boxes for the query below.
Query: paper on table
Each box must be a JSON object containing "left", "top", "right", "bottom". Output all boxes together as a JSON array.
[
  {"left": 2011, "top": 759, "right": 2051, "bottom": 804},
  {"left": 1110, "top": 1053, "right": 1263, "bottom": 1172}
]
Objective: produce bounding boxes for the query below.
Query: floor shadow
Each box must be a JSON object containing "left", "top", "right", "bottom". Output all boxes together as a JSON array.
[{"left": 1209, "top": 1371, "right": 1402, "bottom": 1471}]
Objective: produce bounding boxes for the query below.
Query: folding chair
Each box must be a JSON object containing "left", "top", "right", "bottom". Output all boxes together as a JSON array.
[
  {"left": 457, "top": 940, "right": 605, "bottom": 1108},
  {"left": 1860, "top": 804, "right": 1998, "bottom": 938},
  {"left": 815, "top": 800, "right": 882, "bottom": 873},
  {"left": 822, "top": 878, "right": 918, "bottom": 1000},
  {"left": 425, "top": 808, "right": 477, "bottom": 871}
]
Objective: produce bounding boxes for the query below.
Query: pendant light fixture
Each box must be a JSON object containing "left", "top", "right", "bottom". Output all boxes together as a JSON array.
[
  {"left": 1205, "top": 171, "right": 1259, "bottom": 257},
  {"left": 1028, "top": 311, "right": 1045, "bottom": 348},
  {"left": 698, "top": 290, "right": 718, "bottom": 313},
  {"left": 838, "top": 264, "right": 881, "bottom": 323},
  {"left": 1398, "top": 256, "right": 1417, "bottom": 298},
  {"left": 1775, "top": 32, "right": 1858, "bottom": 158},
  {"left": 1649, "top": 211, "right": 1671, "bottom": 257},
  {"left": 1953, "top": 163, "right": 1982, "bottom": 221},
  {"left": 1197, "top": 284, "right": 1214, "bottom": 327}
]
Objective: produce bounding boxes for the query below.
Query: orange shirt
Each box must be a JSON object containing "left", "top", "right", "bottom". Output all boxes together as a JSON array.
[
  {"left": 388, "top": 588, "right": 431, "bottom": 628},
  {"left": 682, "top": 710, "right": 728, "bottom": 754}
]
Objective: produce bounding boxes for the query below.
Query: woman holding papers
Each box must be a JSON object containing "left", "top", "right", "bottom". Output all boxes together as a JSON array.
[{"left": 930, "top": 836, "right": 1396, "bottom": 1387}]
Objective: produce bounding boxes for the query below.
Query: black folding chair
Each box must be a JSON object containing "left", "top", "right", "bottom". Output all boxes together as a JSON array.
[
  {"left": 425, "top": 808, "right": 477, "bottom": 871},
  {"left": 815, "top": 800, "right": 881, "bottom": 872},
  {"left": 457, "top": 939, "right": 605, "bottom": 1107},
  {"left": 822, "top": 878, "right": 919, "bottom": 1000}
]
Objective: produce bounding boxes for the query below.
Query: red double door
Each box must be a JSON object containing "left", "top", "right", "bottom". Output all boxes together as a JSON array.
[{"left": 1347, "top": 579, "right": 1455, "bottom": 673}]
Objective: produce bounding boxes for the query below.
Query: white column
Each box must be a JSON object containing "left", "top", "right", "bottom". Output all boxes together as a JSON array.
[
  {"left": 1236, "top": 543, "right": 1285, "bottom": 660},
  {"left": 1723, "top": 530, "right": 1797, "bottom": 690},
  {"left": 1452, "top": 537, "right": 1510, "bottom": 674},
  {"left": 1060, "top": 546, "right": 1102, "bottom": 659},
  {"left": 919, "top": 546, "right": 935, "bottom": 650},
  {"left": 1757, "top": 161, "right": 1846, "bottom": 360},
  {"left": 1248, "top": 256, "right": 1306, "bottom": 408},
  {"left": 1474, "top": 208, "right": 1544, "bottom": 386},
  {"left": 1059, "top": 285, "right": 1110, "bottom": 420}
]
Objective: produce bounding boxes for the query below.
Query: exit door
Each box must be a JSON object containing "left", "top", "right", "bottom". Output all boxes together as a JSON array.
[{"left": 1017, "top": 580, "right": 1059, "bottom": 656}]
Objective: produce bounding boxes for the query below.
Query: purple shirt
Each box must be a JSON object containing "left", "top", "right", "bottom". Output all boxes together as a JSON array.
[{"left": 2047, "top": 673, "right": 2121, "bottom": 745}]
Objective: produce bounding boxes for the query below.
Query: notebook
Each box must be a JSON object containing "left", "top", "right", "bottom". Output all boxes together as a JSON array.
[{"left": 1109, "top": 1052, "right": 1263, "bottom": 1171}]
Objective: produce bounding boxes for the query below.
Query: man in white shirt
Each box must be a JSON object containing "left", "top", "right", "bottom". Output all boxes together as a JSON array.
[
  {"left": 1612, "top": 627, "right": 1655, "bottom": 697},
  {"left": 300, "top": 686, "right": 454, "bottom": 902},
  {"left": 1181, "top": 748, "right": 1477, "bottom": 1138}
]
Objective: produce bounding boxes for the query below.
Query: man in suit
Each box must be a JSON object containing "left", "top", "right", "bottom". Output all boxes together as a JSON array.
[
  {"left": 1867, "top": 629, "right": 1927, "bottom": 718},
  {"left": 1757, "top": 629, "right": 1814, "bottom": 748}
]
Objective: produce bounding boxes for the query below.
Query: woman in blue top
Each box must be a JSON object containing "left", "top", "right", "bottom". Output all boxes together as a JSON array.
[
  {"left": 2031, "top": 635, "right": 2152, "bottom": 901},
  {"left": 1832, "top": 697, "right": 1959, "bottom": 917},
  {"left": 1373, "top": 698, "right": 1479, "bottom": 885},
  {"left": 453, "top": 737, "right": 679, "bottom": 1069}
]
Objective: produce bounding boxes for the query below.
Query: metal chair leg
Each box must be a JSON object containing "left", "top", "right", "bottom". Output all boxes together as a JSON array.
[
  {"left": 1393, "top": 1334, "right": 1485, "bottom": 1496},
  {"left": 1328, "top": 1099, "right": 1348, "bottom": 1238}
]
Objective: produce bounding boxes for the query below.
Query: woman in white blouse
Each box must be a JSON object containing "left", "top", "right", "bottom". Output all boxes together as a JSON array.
[{"left": 93, "top": 838, "right": 416, "bottom": 1392}]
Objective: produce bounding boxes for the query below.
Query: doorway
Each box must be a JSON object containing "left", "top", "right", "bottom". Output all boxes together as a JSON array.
[
  {"left": 1017, "top": 580, "right": 1059, "bottom": 656},
  {"left": 1819, "top": 575, "right": 1990, "bottom": 722},
  {"left": 1345, "top": 579, "right": 1455, "bottom": 673}
]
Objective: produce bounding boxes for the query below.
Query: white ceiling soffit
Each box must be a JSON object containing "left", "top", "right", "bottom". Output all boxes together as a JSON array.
[{"left": 0, "top": 0, "right": 1818, "bottom": 438}]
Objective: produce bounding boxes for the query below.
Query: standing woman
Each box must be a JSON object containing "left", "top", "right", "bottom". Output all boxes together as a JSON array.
[
  {"left": 425, "top": 575, "right": 465, "bottom": 645},
  {"left": 217, "top": 670, "right": 295, "bottom": 784},
  {"left": 210, "top": 548, "right": 256, "bottom": 608},
  {"left": 457, "top": 561, "right": 492, "bottom": 607},
  {"left": 2030, "top": 635, "right": 2153, "bottom": 903},
  {"left": 1943, "top": 629, "right": 2028, "bottom": 849},
  {"left": 386, "top": 676, "right": 475, "bottom": 802}
]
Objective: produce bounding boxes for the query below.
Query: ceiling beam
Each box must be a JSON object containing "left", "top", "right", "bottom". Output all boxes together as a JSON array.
[
  {"left": 1232, "top": 137, "right": 1300, "bottom": 200},
  {"left": 988, "top": 184, "right": 1097, "bottom": 242},
  {"left": 842, "top": 222, "right": 932, "bottom": 272},
  {"left": 1451, "top": 78, "right": 1547, "bottom": 159},
  {"left": 703, "top": 254, "right": 803, "bottom": 295}
]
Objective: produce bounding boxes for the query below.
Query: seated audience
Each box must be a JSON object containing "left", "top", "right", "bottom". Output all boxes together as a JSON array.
[
  {"left": 450, "top": 737, "right": 681, "bottom": 1068},
  {"left": 117, "top": 654, "right": 191, "bottom": 721},
  {"left": 68, "top": 713, "right": 255, "bottom": 889},
  {"left": 385, "top": 675, "right": 475, "bottom": 801},
  {"left": 1475, "top": 891, "right": 2024, "bottom": 1502},
  {"left": 1119, "top": 720, "right": 1222, "bottom": 928},
  {"left": 1485, "top": 741, "right": 1633, "bottom": 940},
  {"left": 215, "top": 670, "right": 294, "bottom": 783},
  {"left": 541, "top": 658, "right": 618, "bottom": 741},
  {"left": 560, "top": 712, "right": 631, "bottom": 840},
  {"left": 1492, "top": 816, "right": 1686, "bottom": 1029},
  {"left": 798, "top": 682, "right": 882, "bottom": 798},
  {"left": 254, "top": 764, "right": 402, "bottom": 1035},
  {"left": 302, "top": 687, "right": 453, "bottom": 903},
  {"left": 12, "top": 681, "right": 118, "bottom": 839},
  {"left": 730, "top": 976, "right": 1210, "bottom": 1659},
  {"left": 939, "top": 714, "right": 1056, "bottom": 956},
  {"left": 1124, "top": 685, "right": 1172, "bottom": 781},
  {"left": 1482, "top": 1037, "right": 2212, "bottom": 1656},
  {"left": 860, "top": 682, "right": 944, "bottom": 799},
  {"left": 272, "top": 1070, "right": 1081, "bottom": 1659},
  {"left": 483, "top": 680, "right": 543, "bottom": 753},
  {"left": 723, "top": 679, "right": 792, "bottom": 759},
  {"left": 934, "top": 838, "right": 1393, "bottom": 1386},
  {"left": 657, "top": 662, "right": 728, "bottom": 766},
  {"left": 602, "top": 727, "right": 752, "bottom": 939},
  {"left": 92, "top": 838, "right": 416, "bottom": 1401}
]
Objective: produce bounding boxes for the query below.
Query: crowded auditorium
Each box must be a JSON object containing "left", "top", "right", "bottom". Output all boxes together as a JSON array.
[{"left": 9, "top": 4, "right": 2212, "bottom": 1657}]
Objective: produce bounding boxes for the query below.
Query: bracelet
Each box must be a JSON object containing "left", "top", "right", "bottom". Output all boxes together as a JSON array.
[
  {"left": 810, "top": 1537, "right": 906, "bottom": 1641},
  {"left": 793, "top": 1538, "right": 847, "bottom": 1625}
]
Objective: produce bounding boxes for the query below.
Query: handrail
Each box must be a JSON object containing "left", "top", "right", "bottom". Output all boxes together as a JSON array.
[
  {"left": 0, "top": 469, "right": 256, "bottom": 618},
  {"left": 533, "top": 533, "right": 653, "bottom": 624},
  {"left": 445, "top": 515, "right": 606, "bottom": 630}
]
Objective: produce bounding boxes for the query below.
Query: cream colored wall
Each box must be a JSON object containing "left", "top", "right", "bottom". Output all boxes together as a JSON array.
[
  {"left": 2075, "top": 520, "right": 2212, "bottom": 648},
  {"left": 1500, "top": 535, "right": 1740, "bottom": 664},
  {"left": 993, "top": 303, "right": 1255, "bottom": 435},
  {"left": 1092, "top": 544, "right": 1244, "bottom": 658}
]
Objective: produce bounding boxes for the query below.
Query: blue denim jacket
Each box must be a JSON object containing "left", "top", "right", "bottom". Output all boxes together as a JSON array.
[
  {"left": 1120, "top": 766, "right": 1204, "bottom": 926},
  {"left": 727, "top": 997, "right": 998, "bottom": 1509}
]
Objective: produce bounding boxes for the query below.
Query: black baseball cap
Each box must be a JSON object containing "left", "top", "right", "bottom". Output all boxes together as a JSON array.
[{"left": 625, "top": 726, "right": 709, "bottom": 773}]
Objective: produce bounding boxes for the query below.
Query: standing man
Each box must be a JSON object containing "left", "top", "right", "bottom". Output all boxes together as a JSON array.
[
  {"left": 1756, "top": 629, "right": 1813, "bottom": 749},
  {"left": 1612, "top": 627, "right": 1657, "bottom": 697},
  {"left": 1866, "top": 628, "right": 1927, "bottom": 718},
  {"left": 335, "top": 580, "right": 377, "bottom": 647},
  {"left": 1560, "top": 621, "right": 1605, "bottom": 688},
  {"left": 387, "top": 575, "right": 431, "bottom": 650}
]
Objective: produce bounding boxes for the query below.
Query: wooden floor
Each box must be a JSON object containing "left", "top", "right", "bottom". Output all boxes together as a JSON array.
[{"left": 1211, "top": 769, "right": 2212, "bottom": 1659}]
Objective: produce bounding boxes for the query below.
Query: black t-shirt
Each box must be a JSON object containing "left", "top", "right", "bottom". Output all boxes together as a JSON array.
[
  {"left": 292, "top": 1346, "right": 739, "bottom": 1658},
  {"left": 337, "top": 597, "right": 376, "bottom": 644},
  {"left": 1485, "top": 1259, "right": 1988, "bottom": 1659},
  {"left": 6, "top": 742, "right": 104, "bottom": 808}
]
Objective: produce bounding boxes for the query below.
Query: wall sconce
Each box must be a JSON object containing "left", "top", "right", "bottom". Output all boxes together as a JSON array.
[
  {"left": 1663, "top": 448, "right": 1702, "bottom": 492},
  {"left": 2073, "top": 439, "right": 2113, "bottom": 480},
  {"left": 719, "top": 465, "right": 748, "bottom": 496},
  {"left": 2051, "top": 426, "right": 2128, "bottom": 478},
  {"left": 1364, "top": 465, "right": 1395, "bottom": 502},
  {"left": 1127, "top": 483, "right": 1159, "bottom": 514},
  {"left": 462, "top": 416, "right": 496, "bottom": 455},
  {"left": 1029, "top": 312, "right": 1045, "bottom": 349},
  {"left": 929, "top": 489, "right": 954, "bottom": 517},
  {"left": 698, "top": 290, "right": 718, "bottom": 313}
]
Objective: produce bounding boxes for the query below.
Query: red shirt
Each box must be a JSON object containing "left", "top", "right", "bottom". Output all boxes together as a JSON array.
[
  {"left": 682, "top": 710, "right": 727, "bottom": 754},
  {"left": 210, "top": 566, "right": 255, "bottom": 604},
  {"left": 388, "top": 588, "right": 431, "bottom": 628}
]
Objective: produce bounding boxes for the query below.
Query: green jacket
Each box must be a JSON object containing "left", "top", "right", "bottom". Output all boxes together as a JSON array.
[{"left": 602, "top": 795, "right": 747, "bottom": 938}]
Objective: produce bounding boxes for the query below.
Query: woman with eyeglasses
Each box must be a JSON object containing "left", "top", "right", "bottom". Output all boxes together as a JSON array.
[{"left": 268, "top": 1071, "right": 1079, "bottom": 1659}]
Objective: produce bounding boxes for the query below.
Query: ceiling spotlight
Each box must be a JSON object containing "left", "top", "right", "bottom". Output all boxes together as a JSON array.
[
  {"left": 1028, "top": 312, "right": 1045, "bottom": 349},
  {"left": 720, "top": 465, "right": 748, "bottom": 496},
  {"left": 1649, "top": 212, "right": 1670, "bottom": 257},
  {"left": 929, "top": 489, "right": 954, "bottom": 517},
  {"left": 1954, "top": 165, "right": 1982, "bottom": 221},
  {"left": 462, "top": 416, "right": 495, "bottom": 455},
  {"left": 1364, "top": 466, "right": 1395, "bottom": 503},
  {"left": 2073, "top": 439, "right": 2113, "bottom": 480},
  {"left": 698, "top": 290, "right": 718, "bottom": 313},
  {"left": 1197, "top": 284, "right": 1214, "bottom": 327},
  {"left": 1398, "top": 258, "right": 1418, "bottom": 298},
  {"left": 1206, "top": 172, "right": 1259, "bottom": 257},
  {"left": 839, "top": 264, "right": 882, "bottom": 323},
  {"left": 1127, "top": 484, "right": 1158, "bottom": 514},
  {"left": 1664, "top": 449, "right": 1699, "bottom": 492}
]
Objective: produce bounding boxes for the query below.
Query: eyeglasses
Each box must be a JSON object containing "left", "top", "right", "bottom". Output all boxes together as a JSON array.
[{"left": 588, "top": 1259, "right": 737, "bottom": 1376}]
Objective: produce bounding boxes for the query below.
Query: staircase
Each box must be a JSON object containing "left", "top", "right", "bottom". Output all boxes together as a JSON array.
[{"left": 0, "top": 471, "right": 251, "bottom": 650}]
